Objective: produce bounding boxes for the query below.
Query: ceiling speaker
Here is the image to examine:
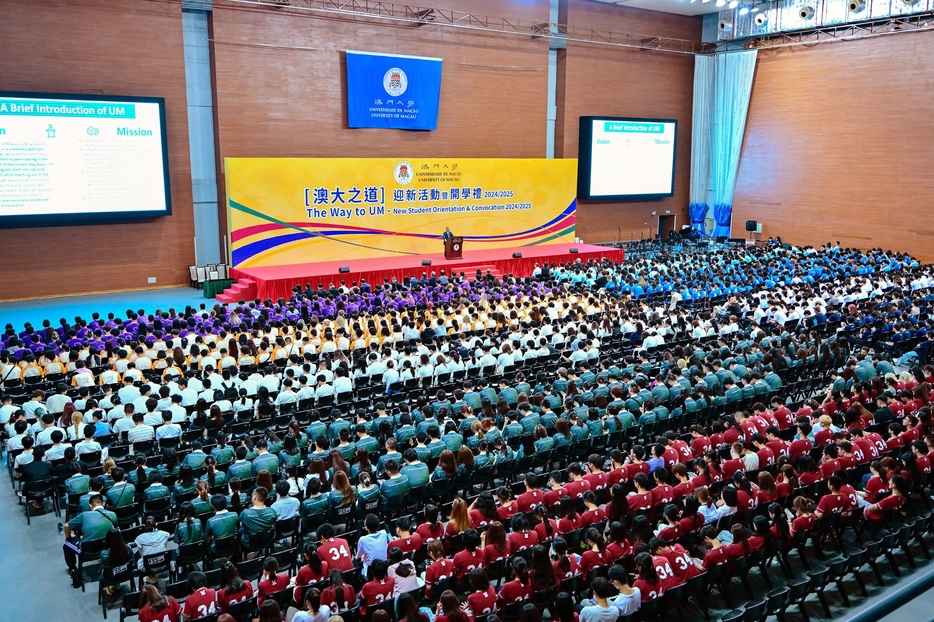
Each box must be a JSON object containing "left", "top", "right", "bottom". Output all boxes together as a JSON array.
[
  {"left": 512, "top": 252, "right": 522, "bottom": 258},
  {"left": 421, "top": 260, "right": 432, "bottom": 266},
  {"left": 339, "top": 266, "right": 350, "bottom": 273}
]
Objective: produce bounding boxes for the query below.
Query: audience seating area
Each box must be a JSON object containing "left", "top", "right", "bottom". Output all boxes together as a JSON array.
[{"left": 4, "top": 240, "right": 934, "bottom": 622}]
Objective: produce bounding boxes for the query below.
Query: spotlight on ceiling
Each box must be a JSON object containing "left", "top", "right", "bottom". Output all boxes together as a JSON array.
[
  {"left": 729, "top": 0, "right": 739, "bottom": 7},
  {"left": 739, "top": 5, "right": 749, "bottom": 14}
]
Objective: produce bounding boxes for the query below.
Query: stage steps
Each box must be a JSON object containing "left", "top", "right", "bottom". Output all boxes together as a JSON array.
[
  {"left": 216, "top": 279, "right": 257, "bottom": 303},
  {"left": 460, "top": 263, "right": 502, "bottom": 279}
]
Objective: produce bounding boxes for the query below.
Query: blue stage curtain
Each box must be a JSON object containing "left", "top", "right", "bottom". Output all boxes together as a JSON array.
[
  {"left": 707, "top": 50, "right": 757, "bottom": 238},
  {"left": 689, "top": 203, "right": 709, "bottom": 233},
  {"left": 712, "top": 204, "right": 733, "bottom": 238}
]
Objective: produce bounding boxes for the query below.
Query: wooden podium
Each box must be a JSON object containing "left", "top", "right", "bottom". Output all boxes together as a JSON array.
[{"left": 444, "top": 236, "right": 463, "bottom": 260}]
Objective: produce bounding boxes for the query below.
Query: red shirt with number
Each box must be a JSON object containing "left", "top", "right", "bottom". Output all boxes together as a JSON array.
[
  {"left": 497, "top": 579, "right": 531, "bottom": 606},
  {"left": 623, "top": 461, "right": 650, "bottom": 483},
  {"left": 469, "top": 509, "right": 496, "bottom": 529},
  {"left": 360, "top": 578, "right": 394, "bottom": 615},
  {"left": 562, "top": 479, "right": 592, "bottom": 500},
  {"left": 791, "top": 514, "right": 816, "bottom": 534},
  {"left": 496, "top": 502, "right": 519, "bottom": 523},
  {"left": 672, "top": 439, "right": 693, "bottom": 463},
  {"left": 851, "top": 436, "right": 875, "bottom": 461},
  {"left": 424, "top": 558, "right": 454, "bottom": 598},
  {"left": 294, "top": 560, "right": 330, "bottom": 602},
  {"left": 626, "top": 492, "right": 652, "bottom": 512},
  {"left": 605, "top": 539, "right": 631, "bottom": 561},
  {"left": 218, "top": 582, "right": 254, "bottom": 612},
  {"left": 579, "top": 549, "right": 606, "bottom": 581},
  {"left": 657, "top": 524, "right": 680, "bottom": 543},
  {"left": 756, "top": 446, "right": 776, "bottom": 468},
  {"left": 534, "top": 518, "right": 558, "bottom": 542},
  {"left": 553, "top": 555, "right": 580, "bottom": 584},
  {"left": 663, "top": 544, "right": 703, "bottom": 583},
  {"left": 816, "top": 494, "right": 843, "bottom": 515},
  {"left": 484, "top": 543, "right": 509, "bottom": 565},
  {"left": 579, "top": 507, "right": 605, "bottom": 530},
  {"left": 702, "top": 547, "right": 729, "bottom": 569},
  {"left": 866, "top": 494, "right": 904, "bottom": 522},
  {"left": 258, "top": 571, "right": 290, "bottom": 604},
  {"left": 388, "top": 533, "right": 423, "bottom": 556},
  {"left": 773, "top": 407, "right": 794, "bottom": 430},
  {"left": 139, "top": 597, "right": 183, "bottom": 622},
  {"left": 583, "top": 470, "right": 608, "bottom": 492},
  {"left": 516, "top": 489, "right": 545, "bottom": 513},
  {"left": 320, "top": 584, "right": 356, "bottom": 612},
  {"left": 766, "top": 439, "right": 789, "bottom": 461},
  {"left": 557, "top": 515, "right": 581, "bottom": 534},
  {"left": 671, "top": 480, "right": 694, "bottom": 500},
  {"left": 606, "top": 467, "right": 626, "bottom": 487},
  {"left": 468, "top": 586, "right": 497, "bottom": 618},
  {"left": 633, "top": 577, "right": 665, "bottom": 602},
  {"left": 650, "top": 484, "right": 675, "bottom": 507},
  {"left": 691, "top": 436, "right": 712, "bottom": 458},
  {"left": 319, "top": 537, "right": 354, "bottom": 571},
  {"left": 721, "top": 458, "right": 743, "bottom": 482},
  {"left": 508, "top": 530, "right": 539, "bottom": 554},
  {"left": 453, "top": 548, "right": 485, "bottom": 580},
  {"left": 678, "top": 513, "right": 705, "bottom": 536},
  {"left": 838, "top": 484, "right": 860, "bottom": 512},
  {"left": 864, "top": 475, "right": 889, "bottom": 504},
  {"left": 652, "top": 554, "right": 679, "bottom": 589},
  {"left": 819, "top": 459, "right": 841, "bottom": 479},
  {"left": 416, "top": 522, "right": 445, "bottom": 544},
  {"left": 788, "top": 438, "right": 812, "bottom": 463},
  {"left": 184, "top": 588, "right": 218, "bottom": 620}
]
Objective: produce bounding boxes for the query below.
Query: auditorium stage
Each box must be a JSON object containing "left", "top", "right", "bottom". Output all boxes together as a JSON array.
[{"left": 220, "top": 243, "right": 624, "bottom": 302}]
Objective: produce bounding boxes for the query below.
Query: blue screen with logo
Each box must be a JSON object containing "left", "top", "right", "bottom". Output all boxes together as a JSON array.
[{"left": 346, "top": 51, "right": 443, "bottom": 131}]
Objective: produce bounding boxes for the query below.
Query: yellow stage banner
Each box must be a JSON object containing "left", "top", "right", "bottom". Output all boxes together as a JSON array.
[{"left": 226, "top": 157, "right": 577, "bottom": 268}]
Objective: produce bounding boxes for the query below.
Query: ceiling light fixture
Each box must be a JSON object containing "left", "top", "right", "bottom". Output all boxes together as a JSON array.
[
  {"left": 729, "top": 0, "right": 739, "bottom": 8},
  {"left": 739, "top": 5, "right": 749, "bottom": 13},
  {"left": 716, "top": 0, "right": 726, "bottom": 6}
]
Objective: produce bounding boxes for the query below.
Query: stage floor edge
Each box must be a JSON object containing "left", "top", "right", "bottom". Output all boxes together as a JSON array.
[{"left": 226, "top": 243, "right": 624, "bottom": 301}]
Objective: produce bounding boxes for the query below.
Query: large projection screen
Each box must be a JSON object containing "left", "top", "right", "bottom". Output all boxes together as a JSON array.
[
  {"left": 577, "top": 116, "right": 677, "bottom": 201},
  {"left": 0, "top": 92, "right": 171, "bottom": 228}
]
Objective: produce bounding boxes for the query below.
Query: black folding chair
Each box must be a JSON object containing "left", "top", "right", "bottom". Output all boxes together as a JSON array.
[
  {"left": 140, "top": 550, "right": 172, "bottom": 581},
  {"left": 22, "top": 478, "right": 60, "bottom": 524},
  {"left": 226, "top": 596, "right": 258, "bottom": 622},
  {"left": 77, "top": 537, "right": 108, "bottom": 591},
  {"left": 100, "top": 560, "right": 136, "bottom": 618}
]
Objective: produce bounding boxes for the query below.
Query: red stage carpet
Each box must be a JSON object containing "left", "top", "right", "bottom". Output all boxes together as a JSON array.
[{"left": 220, "top": 243, "right": 624, "bottom": 302}]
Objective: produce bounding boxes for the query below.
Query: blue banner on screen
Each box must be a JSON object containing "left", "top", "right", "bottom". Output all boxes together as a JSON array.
[{"left": 346, "top": 51, "right": 442, "bottom": 130}]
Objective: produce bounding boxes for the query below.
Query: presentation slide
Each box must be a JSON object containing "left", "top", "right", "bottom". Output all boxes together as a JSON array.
[
  {"left": 0, "top": 92, "right": 171, "bottom": 227},
  {"left": 577, "top": 116, "right": 677, "bottom": 200}
]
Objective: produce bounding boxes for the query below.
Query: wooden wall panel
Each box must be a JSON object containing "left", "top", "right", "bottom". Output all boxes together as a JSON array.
[
  {"left": 0, "top": 0, "right": 194, "bottom": 300},
  {"left": 559, "top": 0, "right": 702, "bottom": 243},
  {"left": 734, "top": 32, "right": 934, "bottom": 261},
  {"left": 211, "top": 0, "right": 552, "bottom": 240}
]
